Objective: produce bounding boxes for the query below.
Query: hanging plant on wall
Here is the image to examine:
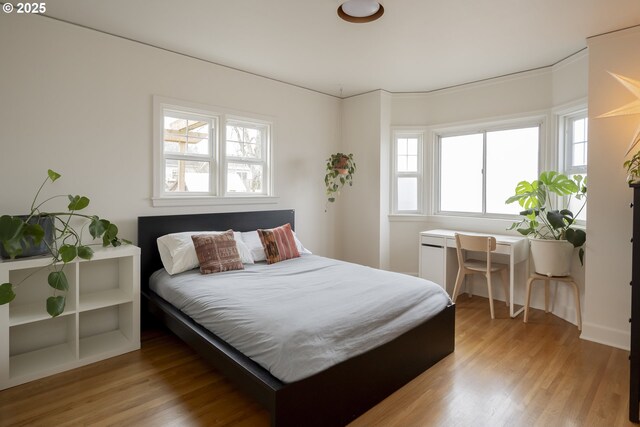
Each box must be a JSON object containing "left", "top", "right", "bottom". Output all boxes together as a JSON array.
[{"left": 324, "top": 153, "right": 356, "bottom": 209}]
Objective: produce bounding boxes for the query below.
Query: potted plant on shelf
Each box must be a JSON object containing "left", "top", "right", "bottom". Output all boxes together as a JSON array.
[
  {"left": 324, "top": 153, "right": 356, "bottom": 208},
  {"left": 505, "top": 171, "right": 587, "bottom": 277},
  {"left": 0, "top": 169, "right": 128, "bottom": 316}
]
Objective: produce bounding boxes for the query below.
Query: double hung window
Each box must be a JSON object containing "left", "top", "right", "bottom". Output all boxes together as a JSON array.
[
  {"left": 563, "top": 110, "right": 588, "bottom": 221},
  {"left": 392, "top": 132, "right": 423, "bottom": 213},
  {"left": 154, "top": 97, "right": 273, "bottom": 206},
  {"left": 225, "top": 120, "right": 270, "bottom": 195}
]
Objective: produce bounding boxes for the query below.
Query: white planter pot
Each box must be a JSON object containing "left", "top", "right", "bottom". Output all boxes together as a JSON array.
[{"left": 529, "top": 238, "right": 574, "bottom": 277}]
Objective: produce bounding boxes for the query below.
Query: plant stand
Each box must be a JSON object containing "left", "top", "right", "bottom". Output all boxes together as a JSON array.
[{"left": 523, "top": 273, "right": 581, "bottom": 330}]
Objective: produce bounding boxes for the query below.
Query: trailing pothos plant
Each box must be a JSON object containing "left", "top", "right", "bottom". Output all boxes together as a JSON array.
[
  {"left": 505, "top": 171, "right": 587, "bottom": 264},
  {"left": 324, "top": 153, "right": 356, "bottom": 209},
  {"left": 0, "top": 170, "right": 129, "bottom": 316}
]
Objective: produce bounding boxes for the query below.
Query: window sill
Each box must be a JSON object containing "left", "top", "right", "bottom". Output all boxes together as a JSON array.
[{"left": 152, "top": 196, "right": 280, "bottom": 207}]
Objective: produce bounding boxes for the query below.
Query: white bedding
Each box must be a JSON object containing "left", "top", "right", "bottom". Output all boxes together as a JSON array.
[{"left": 150, "top": 254, "right": 450, "bottom": 383}]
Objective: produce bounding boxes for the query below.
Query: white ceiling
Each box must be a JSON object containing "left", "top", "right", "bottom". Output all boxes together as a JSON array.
[{"left": 43, "top": 0, "right": 640, "bottom": 97}]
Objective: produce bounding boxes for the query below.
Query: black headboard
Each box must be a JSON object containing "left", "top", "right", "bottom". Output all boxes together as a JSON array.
[{"left": 137, "top": 209, "right": 295, "bottom": 290}]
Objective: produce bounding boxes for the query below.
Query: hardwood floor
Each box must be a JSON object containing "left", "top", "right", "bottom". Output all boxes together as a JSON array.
[{"left": 0, "top": 296, "right": 633, "bottom": 427}]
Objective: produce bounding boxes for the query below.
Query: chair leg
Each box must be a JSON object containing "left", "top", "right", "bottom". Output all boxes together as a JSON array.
[
  {"left": 452, "top": 268, "right": 465, "bottom": 303},
  {"left": 486, "top": 272, "right": 495, "bottom": 319},
  {"left": 544, "top": 279, "right": 550, "bottom": 313},
  {"left": 524, "top": 276, "right": 536, "bottom": 323},
  {"left": 570, "top": 280, "right": 582, "bottom": 331},
  {"left": 500, "top": 267, "right": 509, "bottom": 307}
]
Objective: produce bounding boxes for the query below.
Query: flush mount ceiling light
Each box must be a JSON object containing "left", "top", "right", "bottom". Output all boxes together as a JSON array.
[{"left": 338, "top": 0, "right": 384, "bottom": 23}]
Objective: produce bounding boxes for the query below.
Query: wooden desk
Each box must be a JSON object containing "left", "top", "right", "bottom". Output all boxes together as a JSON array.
[{"left": 419, "top": 229, "right": 529, "bottom": 318}]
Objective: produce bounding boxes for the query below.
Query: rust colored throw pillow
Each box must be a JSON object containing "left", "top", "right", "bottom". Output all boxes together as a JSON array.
[
  {"left": 257, "top": 223, "right": 300, "bottom": 264},
  {"left": 191, "top": 231, "right": 244, "bottom": 274}
]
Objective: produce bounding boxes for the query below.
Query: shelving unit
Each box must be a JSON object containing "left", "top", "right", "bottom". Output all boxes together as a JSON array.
[
  {"left": 630, "top": 183, "right": 640, "bottom": 423},
  {"left": 0, "top": 245, "right": 140, "bottom": 390}
]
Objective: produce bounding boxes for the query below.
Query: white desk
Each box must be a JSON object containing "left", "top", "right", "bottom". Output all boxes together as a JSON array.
[{"left": 419, "top": 229, "right": 529, "bottom": 318}]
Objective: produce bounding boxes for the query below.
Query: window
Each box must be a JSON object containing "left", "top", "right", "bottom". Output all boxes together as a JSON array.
[
  {"left": 564, "top": 111, "right": 588, "bottom": 175},
  {"left": 392, "top": 132, "right": 423, "bottom": 213},
  {"left": 438, "top": 125, "right": 540, "bottom": 216},
  {"left": 162, "top": 111, "right": 216, "bottom": 195},
  {"left": 153, "top": 97, "right": 274, "bottom": 206},
  {"left": 563, "top": 110, "right": 588, "bottom": 221},
  {"left": 225, "top": 120, "right": 270, "bottom": 195}
]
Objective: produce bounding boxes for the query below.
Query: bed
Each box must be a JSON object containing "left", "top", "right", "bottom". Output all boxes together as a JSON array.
[{"left": 138, "top": 210, "right": 455, "bottom": 427}]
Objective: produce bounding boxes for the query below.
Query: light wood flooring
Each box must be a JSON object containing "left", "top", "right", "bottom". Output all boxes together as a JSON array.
[{"left": 0, "top": 296, "right": 634, "bottom": 427}]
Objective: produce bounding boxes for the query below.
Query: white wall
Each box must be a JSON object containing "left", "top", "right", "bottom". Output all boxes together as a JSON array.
[
  {"left": 340, "top": 52, "right": 589, "bottom": 327},
  {"left": 0, "top": 14, "right": 341, "bottom": 256},
  {"left": 338, "top": 91, "right": 384, "bottom": 267},
  {"left": 583, "top": 26, "right": 640, "bottom": 350}
]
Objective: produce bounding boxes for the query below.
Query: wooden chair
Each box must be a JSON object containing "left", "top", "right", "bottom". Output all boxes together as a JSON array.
[
  {"left": 523, "top": 273, "right": 582, "bottom": 331},
  {"left": 452, "top": 233, "right": 510, "bottom": 319}
]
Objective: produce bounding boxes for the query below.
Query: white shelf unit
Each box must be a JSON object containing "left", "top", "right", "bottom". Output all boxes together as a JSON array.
[{"left": 0, "top": 245, "right": 140, "bottom": 390}]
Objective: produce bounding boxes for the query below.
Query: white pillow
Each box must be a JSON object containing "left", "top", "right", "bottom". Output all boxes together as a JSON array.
[
  {"left": 293, "top": 231, "right": 312, "bottom": 255},
  {"left": 240, "top": 229, "right": 311, "bottom": 262},
  {"left": 157, "top": 231, "right": 253, "bottom": 275},
  {"left": 240, "top": 230, "right": 267, "bottom": 262}
]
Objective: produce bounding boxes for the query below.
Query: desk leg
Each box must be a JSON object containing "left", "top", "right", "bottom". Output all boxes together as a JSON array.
[{"left": 509, "top": 250, "right": 525, "bottom": 318}]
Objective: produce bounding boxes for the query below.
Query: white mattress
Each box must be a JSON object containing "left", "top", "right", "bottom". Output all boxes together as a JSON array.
[{"left": 150, "top": 254, "right": 451, "bottom": 383}]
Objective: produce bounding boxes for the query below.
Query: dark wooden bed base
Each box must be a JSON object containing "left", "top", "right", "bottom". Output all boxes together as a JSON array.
[{"left": 138, "top": 210, "right": 455, "bottom": 427}]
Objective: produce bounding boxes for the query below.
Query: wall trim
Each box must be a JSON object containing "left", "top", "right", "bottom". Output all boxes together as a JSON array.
[{"left": 581, "top": 321, "right": 630, "bottom": 351}]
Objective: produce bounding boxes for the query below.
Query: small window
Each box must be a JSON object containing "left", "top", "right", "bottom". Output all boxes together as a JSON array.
[
  {"left": 225, "top": 120, "right": 270, "bottom": 195},
  {"left": 162, "top": 111, "right": 216, "bottom": 195},
  {"left": 565, "top": 111, "right": 588, "bottom": 175},
  {"left": 392, "top": 132, "right": 423, "bottom": 213},
  {"left": 563, "top": 110, "right": 588, "bottom": 221}
]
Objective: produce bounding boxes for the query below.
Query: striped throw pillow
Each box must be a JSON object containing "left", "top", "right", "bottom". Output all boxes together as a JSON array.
[{"left": 257, "top": 223, "right": 300, "bottom": 264}]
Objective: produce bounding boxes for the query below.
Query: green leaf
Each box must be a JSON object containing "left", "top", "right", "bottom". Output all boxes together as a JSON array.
[
  {"left": 328, "top": 197, "right": 335, "bottom": 203},
  {"left": 67, "top": 195, "right": 90, "bottom": 211},
  {"left": 48, "top": 271, "right": 69, "bottom": 291},
  {"left": 102, "top": 223, "right": 119, "bottom": 247},
  {"left": 77, "top": 245, "right": 94, "bottom": 260},
  {"left": 0, "top": 215, "right": 26, "bottom": 258},
  {"left": 0, "top": 283, "right": 16, "bottom": 304},
  {"left": 0, "top": 215, "right": 24, "bottom": 241},
  {"left": 47, "top": 169, "right": 61, "bottom": 182},
  {"left": 578, "top": 248, "right": 585, "bottom": 265},
  {"left": 59, "top": 244, "right": 77, "bottom": 263},
  {"left": 566, "top": 228, "right": 586, "bottom": 248},
  {"left": 547, "top": 210, "right": 569, "bottom": 230},
  {"left": 46, "top": 295, "right": 66, "bottom": 317},
  {"left": 89, "top": 218, "right": 108, "bottom": 239},
  {"left": 539, "top": 171, "right": 579, "bottom": 196},
  {"left": 23, "top": 223, "right": 45, "bottom": 246}
]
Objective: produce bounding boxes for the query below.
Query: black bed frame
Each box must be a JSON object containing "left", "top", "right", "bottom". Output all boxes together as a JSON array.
[{"left": 138, "top": 209, "right": 455, "bottom": 427}]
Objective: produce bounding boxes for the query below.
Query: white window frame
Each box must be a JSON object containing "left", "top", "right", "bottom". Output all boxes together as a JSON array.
[
  {"left": 152, "top": 96, "right": 277, "bottom": 207},
  {"left": 160, "top": 108, "right": 217, "bottom": 197},
  {"left": 223, "top": 117, "right": 272, "bottom": 197},
  {"left": 555, "top": 103, "right": 588, "bottom": 224},
  {"left": 562, "top": 109, "right": 588, "bottom": 175},
  {"left": 391, "top": 130, "right": 424, "bottom": 214},
  {"left": 434, "top": 116, "right": 544, "bottom": 219}
]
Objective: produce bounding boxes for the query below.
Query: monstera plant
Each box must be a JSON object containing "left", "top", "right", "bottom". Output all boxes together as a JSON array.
[
  {"left": 505, "top": 171, "right": 587, "bottom": 275},
  {"left": 0, "top": 170, "right": 128, "bottom": 316}
]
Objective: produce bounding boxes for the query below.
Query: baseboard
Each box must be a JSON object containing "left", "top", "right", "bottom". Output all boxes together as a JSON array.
[{"left": 580, "top": 322, "right": 630, "bottom": 351}]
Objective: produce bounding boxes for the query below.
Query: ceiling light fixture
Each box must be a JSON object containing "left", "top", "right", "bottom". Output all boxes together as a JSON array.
[{"left": 338, "top": 0, "right": 384, "bottom": 23}]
